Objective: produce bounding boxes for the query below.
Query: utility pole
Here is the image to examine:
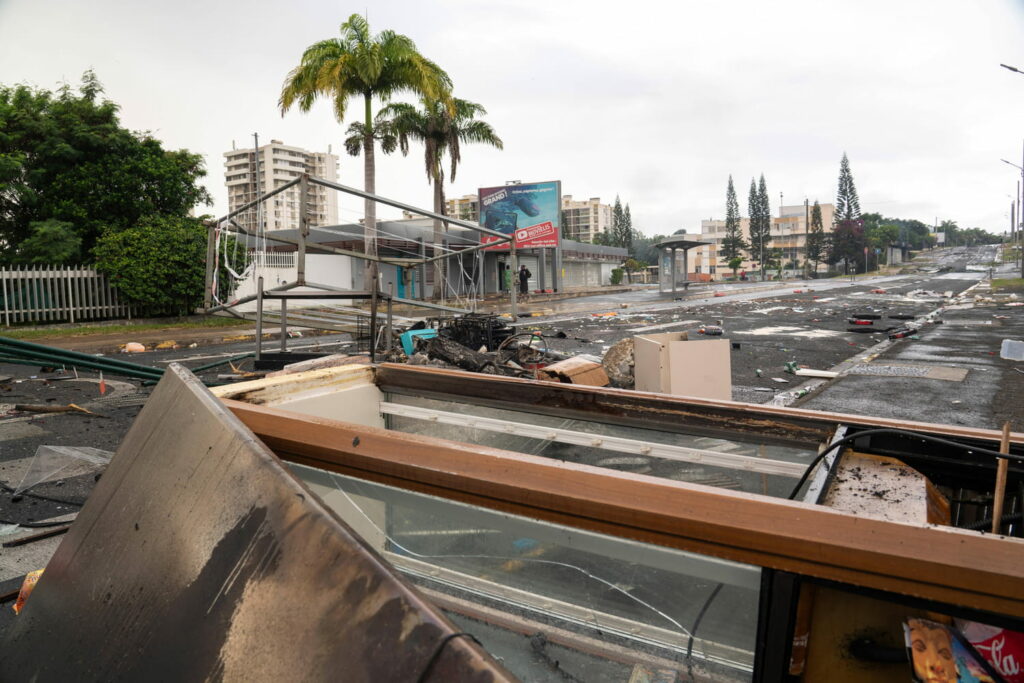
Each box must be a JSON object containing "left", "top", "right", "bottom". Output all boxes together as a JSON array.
[{"left": 804, "top": 198, "right": 809, "bottom": 277}]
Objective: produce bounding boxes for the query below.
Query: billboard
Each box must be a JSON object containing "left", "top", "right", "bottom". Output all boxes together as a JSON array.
[{"left": 478, "top": 180, "right": 561, "bottom": 250}]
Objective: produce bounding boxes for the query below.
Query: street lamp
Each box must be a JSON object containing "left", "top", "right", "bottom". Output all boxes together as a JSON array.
[
  {"left": 1001, "top": 158, "right": 1024, "bottom": 278},
  {"left": 1001, "top": 63, "right": 1024, "bottom": 75}
]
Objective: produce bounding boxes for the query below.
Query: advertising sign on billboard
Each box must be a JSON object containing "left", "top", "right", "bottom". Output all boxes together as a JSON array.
[{"left": 478, "top": 181, "right": 561, "bottom": 250}]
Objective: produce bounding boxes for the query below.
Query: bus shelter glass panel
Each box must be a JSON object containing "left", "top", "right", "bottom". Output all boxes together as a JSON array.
[{"left": 658, "top": 249, "right": 688, "bottom": 294}]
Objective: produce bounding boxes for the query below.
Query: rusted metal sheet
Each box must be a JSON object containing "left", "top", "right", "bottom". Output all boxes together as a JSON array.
[
  {"left": 0, "top": 364, "right": 512, "bottom": 683},
  {"left": 225, "top": 398, "right": 1024, "bottom": 619},
  {"left": 374, "top": 364, "right": 1024, "bottom": 449}
]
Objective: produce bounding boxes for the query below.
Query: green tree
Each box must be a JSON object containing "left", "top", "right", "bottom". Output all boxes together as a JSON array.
[
  {"left": 748, "top": 175, "right": 771, "bottom": 279},
  {"left": 727, "top": 256, "right": 743, "bottom": 278},
  {"left": 94, "top": 215, "right": 243, "bottom": 316},
  {"left": 866, "top": 223, "right": 900, "bottom": 264},
  {"left": 280, "top": 14, "right": 451, "bottom": 277},
  {"left": 805, "top": 200, "right": 825, "bottom": 275},
  {"left": 830, "top": 152, "right": 864, "bottom": 271},
  {"left": 769, "top": 248, "right": 785, "bottom": 279},
  {"left": 834, "top": 152, "right": 861, "bottom": 223},
  {"left": 611, "top": 196, "right": 627, "bottom": 247},
  {"left": 362, "top": 97, "right": 501, "bottom": 299},
  {"left": 622, "top": 203, "right": 634, "bottom": 253},
  {"left": 15, "top": 219, "right": 81, "bottom": 264},
  {"left": 592, "top": 229, "right": 612, "bottom": 246},
  {"left": 0, "top": 71, "right": 210, "bottom": 262},
  {"left": 623, "top": 257, "right": 646, "bottom": 284},
  {"left": 631, "top": 233, "right": 666, "bottom": 265},
  {"left": 720, "top": 175, "right": 747, "bottom": 277}
]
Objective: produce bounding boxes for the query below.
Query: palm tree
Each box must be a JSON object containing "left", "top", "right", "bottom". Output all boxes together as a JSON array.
[
  {"left": 279, "top": 14, "right": 451, "bottom": 278},
  {"left": 350, "top": 97, "right": 502, "bottom": 300}
]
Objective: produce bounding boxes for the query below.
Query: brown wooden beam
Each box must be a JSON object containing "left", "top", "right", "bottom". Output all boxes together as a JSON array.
[
  {"left": 373, "top": 364, "right": 1024, "bottom": 449},
  {"left": 225, "top": 399, "right": 1024, "bottom": 618}
]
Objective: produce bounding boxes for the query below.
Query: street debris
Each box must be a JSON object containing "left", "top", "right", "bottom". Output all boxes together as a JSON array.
[
  {"left": 266, "top": 353, "right": 370, "bottom": 377},
  {"left": 537, "top": 357, "right": 609, "bottom": 386},
  {"left": 601, "top": 338, "right": 635, "bottom": 389},
  {"left": 888, "top": 327, "right": 918, "bottom": 340},
  {"left": 121, "top": 342, "right": 146, "bottom": 353},
  {"left": 12, "top": 403, "right": 105, "bottom": 417},
  {"left": 795, "top": 369, "right": 839, "bottom": 379},
  {"left": 635, "top": 332, "right": 731, "bottom": 400},
  {"left": 1001, "top": 339, "right": 1024, "bottom": 361},
  {"left": 11, "top": 569, "right": 43, "bottom": 615}
]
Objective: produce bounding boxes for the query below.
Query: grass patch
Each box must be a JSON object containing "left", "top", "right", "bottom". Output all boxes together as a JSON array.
[
  {"left": 992, "top": 278, "right": 1024, "bottom": 293},
  {"left": 1, "top": 316, "right": 249, "bottom": 341}
]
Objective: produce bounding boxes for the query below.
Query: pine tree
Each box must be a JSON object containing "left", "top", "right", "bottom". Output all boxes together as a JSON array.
[
  {"left": 611, "top": 195, "right": 628, "bottom": 248},
  {"left": 757, "top": 176, "right": 770, "bottom": 280},
  {"left": 830, "top": 152, "right": 865, "bottom": 271},
  {"left": 622, "top": 203, "right": 633, "bottom": 253},
  {"left": 805, "top": 200, "right": 825, "bottom": 275},
  {"left": 720, "top": 175, "right": 747, "bottom": 277},
  {"left": 748, "top": 174, "right": 771, "bottom": 279},
  {"left": 834, "top": 152, "right": 861, "bottom": 222}
]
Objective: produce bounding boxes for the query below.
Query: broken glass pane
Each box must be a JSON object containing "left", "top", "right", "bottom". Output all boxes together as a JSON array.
[
  {"left": 12, "top": 445, "right": 113, "bottom": 495},
  {"left": 290, "top": 463, "right": 759, "bottom": 682}
]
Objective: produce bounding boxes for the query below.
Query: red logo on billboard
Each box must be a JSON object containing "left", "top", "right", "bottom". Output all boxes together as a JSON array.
[{"left": 482, "top": 221, "right": 558, "bottom": 251}]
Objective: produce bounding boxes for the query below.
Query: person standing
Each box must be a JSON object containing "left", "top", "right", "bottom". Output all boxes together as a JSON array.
[{"left": 518, "top": 264, "right": 531, "bottom": 297}]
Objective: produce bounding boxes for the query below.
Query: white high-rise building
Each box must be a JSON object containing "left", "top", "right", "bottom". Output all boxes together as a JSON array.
[
  {"left": 561, "top": 195, "right": 614, "bottom": 243},
  {"left": 224, "top": 140, "right": 339, "bottom": 232}
]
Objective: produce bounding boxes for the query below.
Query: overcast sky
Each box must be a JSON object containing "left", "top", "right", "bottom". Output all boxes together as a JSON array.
[{"left": 3, "top": 0, "right": 1024, "bottom": 235}]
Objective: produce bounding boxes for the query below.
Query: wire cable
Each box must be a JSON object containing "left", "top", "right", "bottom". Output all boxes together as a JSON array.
[{"left": 788, "top": 427, "right": 1020, "bottom": 501}]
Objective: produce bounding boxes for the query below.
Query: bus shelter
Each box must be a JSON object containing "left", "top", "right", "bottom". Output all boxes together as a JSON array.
[{"left": 655, "top": 236, "right": 710, "bottom": 296}]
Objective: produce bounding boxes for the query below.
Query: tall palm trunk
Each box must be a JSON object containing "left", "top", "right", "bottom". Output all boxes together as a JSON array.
[
  {"left": 432, "top": 175, "right": 445, "bottom": 301},
  {"left": 362, "top": 93, "right": 376, "bottom": 289}
]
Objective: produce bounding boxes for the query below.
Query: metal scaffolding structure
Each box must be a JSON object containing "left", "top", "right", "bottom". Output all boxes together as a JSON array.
[{"left": 203, "top": 173, "right": 518, "bottom": 360}]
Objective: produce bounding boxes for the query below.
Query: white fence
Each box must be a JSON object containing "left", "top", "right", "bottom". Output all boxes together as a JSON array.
[{"left": 1, "top": 265, "right": 134, "bottom": 326}]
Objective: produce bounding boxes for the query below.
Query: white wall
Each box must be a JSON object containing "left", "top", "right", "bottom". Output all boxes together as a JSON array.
[{"left": 227, "top": 253, "right": 357, "bottom": 312}]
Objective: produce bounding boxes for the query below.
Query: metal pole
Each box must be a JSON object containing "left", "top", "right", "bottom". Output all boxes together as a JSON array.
[
  {"left": 509, "top": 242, "right": 518, "bottom": 319},
  {"left": 538, "top": 248, "right": 547, "bottom": 292},
  {"left": 214, "top": 178, "right": 300, "bottom": 225},
  {"left": 804, "top": 198, "right": 809, "bottom": 277},
  {"left": 204, "top": 221, "right": 216, "bottom": 310},
  {"left": 308, "top": 176, "right": 508, "bottom": 239},
  {"left": 670, "top": 247, "right": 677, "bottom": 296},
  {"left": 297, "top": 174, "right": 309, "bottom": 286},
  {"left": 1015, "top": 142, "right": 1024, "bottom": 278},
  {"left": 386, "top": 281, "right": 394, "bottom": 352},
  {"left": 255, "top": 275, "right": 264, "bottom": 362},
  {"left": 369, "top": 268, "right": 379, "bottom": 363},
  {"left": 476, "top": 248, "right": 485, "bottom": 310},
  {"left": 279, "top": 298, "right": 288, "bottom": 353}
]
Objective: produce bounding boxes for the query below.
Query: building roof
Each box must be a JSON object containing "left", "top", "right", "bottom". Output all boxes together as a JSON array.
[
  {"left": 235, "top": 220, "right": 628, "bottom": 259},
  {"left": 655, "top": 236, "right": 712, "bottom": 250}
]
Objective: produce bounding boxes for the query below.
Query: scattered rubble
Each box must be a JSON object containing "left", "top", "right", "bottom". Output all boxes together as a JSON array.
[
  {"left": 601, "top": 338, "right": 635, "bottom": 389},
  {"left": 537, "top": 357, "right": 609, "bottom": 386}
]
